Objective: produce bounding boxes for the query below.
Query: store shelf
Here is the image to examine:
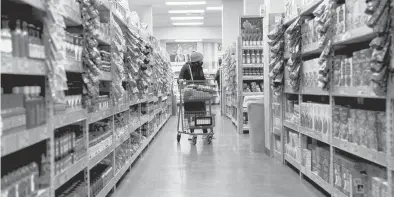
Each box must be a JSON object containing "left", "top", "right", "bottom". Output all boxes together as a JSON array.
[
  {"left": 99, "top": 71, "right": 112, "bottom": 81},
  {"left": 388, "top": 157, "right": 394, "bottom": 170},
  {"left": 332, "top": 138, "right": 387, "bottom": 167},
  {"left": 242, "top": 46, "right": 264, "bottom": 50},
  {"left": 333, "top": 25, "right": 376, "bottom": 46},
  {"left": 300, "top": 87, "right": 329, "bottom": 96},
  {"left": 88, "top": 136, "right": 113, "bottom": 169},
  {"left": 388, "top": 77, "right": 394, "bottom": 98},
  {"left": 54, "top": 155, "right": 88, "bottom": 189},
  {"left": 1, "top": 53, "right": 47, "bottom": 75},
  {"left": 98, "top": 32, "right": 111, "bottom": 45},
  {"left": 299, "top": 126, "right": 329, "bottom": 144},
  {"left": 301, "top": 42, "right": 322, "bottom": 56},
  {"left": 300, "top": 0, "right": 323, "bottom": 16},
  {"left": 1, "top": 124, "right": 49, "bottom": 156},
  {"left": 54, "top": 108, "right": 87, "bottom": 129},
  {"left": 64, "top": 59, "right": 82, "bottom": 72},
  {"left": 332, "top": 86, "right": 386, "bottom": 99},
  {"left": 17, "top": 0, "right": 45, "bottom": 10},
  {"left": 88, "top": 107, "right": 113, "bottom": 123},
  {"left": 36, "top": 189, "right": 50, "bottom": 197},
  {"left": 283, "top": 121, "right": 299, "bottom": 132},
  {"left": 274, "top": 149, "right": 282, "bottom": 161},
  {"left": 16, "top": 0, "right": 82, "bottom": 26},
  {"left": 243, "top": 76, "right": 264, "bottom": 80},
  {"left": 273, "top": 127, "right": 282, "bottom": 136},
  {"left": 332, "top": 188, "right": 347, "bottom": 197},
  {"left": 115, "top": 128, "right": 130, "bottom": 147},
  {"left": 301, "top": 166, "right": 332, "bottom": 194},
  {"left": 242, "top": 64, "right": 264, "bottom": 68},
  {"left": 114, "top": 103, "right": 129, "bottom": 114},
  {"left": 95, "top": 115, "right": 170, "bottom": 197},
  {"left": 62, "top": 6, "right": 82, "bottom": 26},
  {"left": 285, "top": 154, "right": 300, "bottom": 170},
  {"left": 243, "top": 92, "right": 264, "bottom": 96},
  {"left": 284, "top": 15, "right": 298, "bottom": 26}
]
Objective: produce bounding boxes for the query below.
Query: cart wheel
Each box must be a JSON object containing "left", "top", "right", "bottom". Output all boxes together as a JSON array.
[
  {"left": 207, "top": 135, "right": 213, "bottom": 144},
  {"left": 177, "top": 134, "right": 181, "bottom": 143},
  {"left": 192, "top": 136, "right": 197, "bottom": 145}
]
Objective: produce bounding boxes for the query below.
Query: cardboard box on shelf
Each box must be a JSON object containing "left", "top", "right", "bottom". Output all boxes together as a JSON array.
[{"left": 334, "top": 155, "right": 343, "bottom": 192}]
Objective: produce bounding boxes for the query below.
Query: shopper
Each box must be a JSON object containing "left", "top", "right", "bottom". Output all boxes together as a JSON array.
[
  {"left": 178, "top": 51, "right": 208, "bottom": 135},
  {"left": 215, "top": 59, "right": 221, "bottom": 92}
]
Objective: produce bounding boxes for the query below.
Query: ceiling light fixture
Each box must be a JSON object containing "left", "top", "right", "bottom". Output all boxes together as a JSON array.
[
  {"left": 173, "top": 22, "right": 203, "bottom": 26},
  {"left": 169, "top": 10, "right": 205, "bottom": 14},
  {"left": 175, "top": 39, "right": 202, "bottom": 42},
  {"left": 165, "top": 1, "right": 206, "bottom": 5},
  {"left": 206, "top": 6, "right": 223, "bottom": 10},
  {"left": 170, "top": 16, "right": 204, "bottom": 20}
]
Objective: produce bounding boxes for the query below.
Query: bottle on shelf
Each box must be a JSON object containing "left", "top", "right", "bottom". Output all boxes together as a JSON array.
[
  {"left": 36, "top": 27, "right": 44, "bottom": 59},
  {"left": 246, "top": 50, "right": 251, "bottom": 64},
  {"left": 259, "top": 31, "right": 263, "bottom": 46},
  {"left": 251, "top": 50, "right": 256, "bottom": 64},
  {"left": 252, "top": 30, "right": 257, "bottom": 46},
  {"left": 1, "top": 15, "right": 13, "bottom": 53},
  {"left": 20, "top": 21, "right": 29, "bottom": 58},
  {"left": 12, "top": 19, "right": 22, "bottom": 57},
  {"left": 28, "top": 24, "right": 35, "bottom": 58}
]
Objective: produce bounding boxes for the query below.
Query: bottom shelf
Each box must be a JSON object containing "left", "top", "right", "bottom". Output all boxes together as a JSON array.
[
  {"left": 300, "top": 166, "right": 332, "bottom": 195},
  {"left": 94, "top": 115, "right": 171, "bottom": 197},
  {"left": 284, "top": 154, "right": 300, "bottom": 170}
]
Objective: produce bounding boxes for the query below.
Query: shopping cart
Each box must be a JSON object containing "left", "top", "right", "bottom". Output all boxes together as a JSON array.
[{"left": 177, "top": 80, "right": 215, "bottom": 145}]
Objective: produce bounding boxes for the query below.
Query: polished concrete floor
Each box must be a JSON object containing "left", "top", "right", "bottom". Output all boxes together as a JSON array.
[{"left": 112, "top": 107, "right": 327, "bottom": 197}]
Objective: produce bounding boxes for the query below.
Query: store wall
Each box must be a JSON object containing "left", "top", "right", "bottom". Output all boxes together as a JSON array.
[
  {"left": 153, "top": 26, "right": 222, "bottom": 40},
  {"left": 222, "top": 0, "right": 243, "bottom": 50},
  {"left": 162, "top": 41, "right": 221, "bottom": 75},
  {"left": 244, "top": 0, "right": 262, "bottom": 15},
  {"left": 129, "top": 4, "right": 153, "bottom": 34}
]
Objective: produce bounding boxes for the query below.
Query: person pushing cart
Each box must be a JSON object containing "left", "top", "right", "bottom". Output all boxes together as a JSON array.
[{"left": 177, "top": 52, "right": 215, "bottom": 145}]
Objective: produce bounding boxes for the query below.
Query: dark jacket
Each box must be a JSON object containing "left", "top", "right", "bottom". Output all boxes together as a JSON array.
[
  {"left": 215, "top": 69, "right": 220, "bottom": 88},
  {"left": 179, "top": 63, "right": 206, "bottom": 112}
]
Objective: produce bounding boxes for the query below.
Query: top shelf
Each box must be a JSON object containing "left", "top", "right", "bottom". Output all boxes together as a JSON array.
[
  {"left": 333, "top": 26, "right": 376, "bottom": 46},
  {"left": 17, "top": 0, "right": 82, "bottom": 26},
  {"left": 284, "top": 0, "right": 323, "bottom": 26}
]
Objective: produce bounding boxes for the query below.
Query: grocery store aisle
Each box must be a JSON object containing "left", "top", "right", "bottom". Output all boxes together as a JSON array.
[{"left": 112, "top": 107, "right": 326, "bottom": 197}]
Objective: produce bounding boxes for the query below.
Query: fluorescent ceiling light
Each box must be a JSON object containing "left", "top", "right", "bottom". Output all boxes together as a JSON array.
[
  {"left": 175, "top": 39, "right": 202, "bottom": 42},
  {"left": 169, "top": 10, "right": 205, "bottom": 14},
  {"left": 166, "top": 1, "right": 206, "bottom": 5},
  {"left": 206, "top": 6, "right": 222, "bottom": 10},
  {"left": 173, "top": 22, "right": 203, "bottom": 26},
  {"left": 170, "top": 16, "right": 204, "bottom": 20}
]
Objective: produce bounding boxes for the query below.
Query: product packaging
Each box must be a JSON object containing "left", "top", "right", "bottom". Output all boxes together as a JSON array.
[{"left": 334, "top": 155, "right": 343, "bottom": 192}]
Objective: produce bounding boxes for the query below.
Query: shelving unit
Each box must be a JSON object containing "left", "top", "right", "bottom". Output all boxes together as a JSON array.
[
  {"left": 268, "top": 0, "right": 394, "bottom": 196},
  {"left": 235, "top": 16, "right": 265, "bottom": 134},
  {"left": 1, "top": 1, "right": 173, "bottom": 197},
  {"left": 222, "top": 46, "right": 239, "bottom": 126}
]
